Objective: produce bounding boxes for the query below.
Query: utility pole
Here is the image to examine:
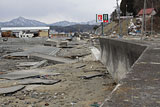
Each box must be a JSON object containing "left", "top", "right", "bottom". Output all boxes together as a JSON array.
[
  {"left": 141, "top": 0, "right": 146, "bottom": 39},
  {"left": 116, "top": 0, "right": 122, "bottom": 37},
  {"left": 144, "top": 0, "right": 147, "bottom": 36},
  {"left": 126, "top": 4, "right": 129, "bottom": 36},
  {"left": 101, "top": 22, "right": 104, "bottom": 36},
  {"left": 151, "top": 2, "right": 154, "bottom": 36}
]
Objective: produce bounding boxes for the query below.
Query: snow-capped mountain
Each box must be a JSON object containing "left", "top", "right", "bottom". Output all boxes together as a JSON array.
[
  {"left": 0, "top": 17, "right": 47, "bottom": 27},
  {"left": 0, "top": 17, "right": 98, "bottom": 27},
  {"left": 50, "top": 21, "right": 78, "bottom": 26},
  {"left": 50, "top": 20, "right": 99, "bottom": 26}
]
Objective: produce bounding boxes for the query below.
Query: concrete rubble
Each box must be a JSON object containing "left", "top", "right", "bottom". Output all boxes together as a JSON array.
[{"left": 0, "top": 37, "right": 115, "bottom": 107}]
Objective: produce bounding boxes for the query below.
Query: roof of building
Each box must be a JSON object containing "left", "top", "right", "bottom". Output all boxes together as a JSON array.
[
  {"left": 138, "top": 8, "right": 155, "bottom": 16},
  {"left": 1, "top": 27, "right": 50, "bottom": 31}
]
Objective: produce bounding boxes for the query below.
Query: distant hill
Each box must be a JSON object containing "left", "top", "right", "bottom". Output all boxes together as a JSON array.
[
  {"left": 50, "top": 24, "right": 95, "bottom": 33},
  {"left": 0, "top": 17, "right": 98, "bottom": 27},
  {"left": 0, "top": 17, "right": 47, "bottom": 27},
  {"left": 0, "top": 17, "right": 98, "bottom": 33},
  {"left": 50, "top": 21, "right": 78, "bottom": 26},
  {"left": 80, "top": 20, "right": 99, "bottom": 25},
  {"left": 50, "top": 20, "right": 98, "bottom": 26}
]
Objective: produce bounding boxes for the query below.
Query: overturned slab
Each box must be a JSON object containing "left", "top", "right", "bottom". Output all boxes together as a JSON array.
[
  {"left": 99, "top": 38, "right": 146, "bottom": 82},
  {"left": 17, "top": 78, "right": 61, "bottom": 85},
  {"left": 0, "top": 69, "right": 60, "bottom": 80},
  {"left": 0, "top": 85, "right": 25, "bottom": 95}
]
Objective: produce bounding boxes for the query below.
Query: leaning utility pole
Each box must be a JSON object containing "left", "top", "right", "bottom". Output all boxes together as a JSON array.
[
  {"left": 141, "top": 0, "right": 146, "bottom": 39},
  {"left": 116, "top": 0, "right": 122, "bottom": 37}
]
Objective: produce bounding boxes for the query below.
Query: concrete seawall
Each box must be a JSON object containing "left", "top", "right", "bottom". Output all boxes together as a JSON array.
[{"left": 99, "top": 38, "right": 146, "bottom": 82}]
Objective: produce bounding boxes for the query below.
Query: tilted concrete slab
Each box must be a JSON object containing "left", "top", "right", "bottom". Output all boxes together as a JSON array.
[
  {"left": 0, "top": 69, "right": 60, "bottom": 80},
  {"left": 30, "top": 53, "right": 77, "bottom": 64},
  {"left": 99, "top": 37, "right": 160, "bottom": 107},
  {"left": 0, "top": 85, "right": 25, "bottom": 95},
  {"left": 17, "top": 78, "right": 61, "bottom": 85},
  {"left": 3, "top": 45, "right": 60, "bottom": 57},
  {"left": 30, "top": 60, "right": 47, "bottom": 69},
  {"left": 17, "top": 61, "right": 43, "bottom": 67},
  {"left": 80, "top": 73, "right": 107, "bottom": 79}
]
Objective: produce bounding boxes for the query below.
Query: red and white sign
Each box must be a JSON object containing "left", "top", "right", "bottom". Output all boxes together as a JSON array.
[
  {"left": 98, "top": 15, "right": 103, "bottom": 21},
  {"left": 96, "top": 14, "right": 103, "bottom": 22},
  {"left": 96, "top": 14, "right": 109, "bottom": 23}
]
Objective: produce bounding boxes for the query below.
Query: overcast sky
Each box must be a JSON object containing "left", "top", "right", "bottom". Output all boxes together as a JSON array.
[{"left": 0, "top": 0, "right": 121, "bottom": 24}]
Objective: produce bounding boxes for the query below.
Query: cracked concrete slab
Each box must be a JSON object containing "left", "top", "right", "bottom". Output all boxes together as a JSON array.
[
  {"left": 0, "top": 85, "right": 25, "bottom": 95},
  {"left": 17, "top": 78, "right": 61, "bottom": 85},
  {"left": 0, "top": 69, "right": 60, "bottom": 80}
]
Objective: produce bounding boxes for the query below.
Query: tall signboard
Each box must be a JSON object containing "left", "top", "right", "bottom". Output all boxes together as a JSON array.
[
  {"left": 96, "top": 14, "right": 109, "bottom": 36},
  {"left": 96, "top": 14, "right": 108, "bottom": 23}
]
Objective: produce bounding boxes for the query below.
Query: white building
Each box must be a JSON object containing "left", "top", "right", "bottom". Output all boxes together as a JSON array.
[{"left": 0, "top": 27, "right": 50, "bottom": 38}]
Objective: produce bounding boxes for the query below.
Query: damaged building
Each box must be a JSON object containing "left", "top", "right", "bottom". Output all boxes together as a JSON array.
[{"left": 0, "top": 27, "right": 50, "bottom": 38}]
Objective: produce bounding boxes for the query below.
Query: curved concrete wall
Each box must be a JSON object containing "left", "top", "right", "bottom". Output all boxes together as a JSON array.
[{"left": 99, "top": 38, "right": 146, "bottom": 82}]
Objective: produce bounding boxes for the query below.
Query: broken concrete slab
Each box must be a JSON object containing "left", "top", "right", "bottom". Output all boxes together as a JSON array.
[
  {"left": 0, "top": 69, "right": 60, "bottom": 80},
  {"left": 30, "top": 53, "right": 77, "bottom": 64},
  {"left": 0, "top": 85, "right": 25, "bottom": 95},
  {"left": 30, "top": 60, "right": 47, "bottom": 69},
  {"left": 3, "top": 45, "right": 60, "bottom": 57},
  {"left": 17, "top": 79, "right": 61, "bottom": 85},
  {"left": 44, "top": 39, "right": 68, "bottom": 48},
  {"left": 74, "top": 63, "right": 86, "bottom": 69},
  {"left": 80, "top": 73, "right": 107, "bottom": 79},
  {"left": 57, "top": 46, "right": 91, "bottom": 59},
  {"left": 17, "top": 62, "right": 41, "bottom": 67}
]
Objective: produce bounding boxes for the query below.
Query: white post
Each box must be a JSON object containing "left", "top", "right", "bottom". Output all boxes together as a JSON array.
[{"left": 116, "top": 0, "right": 122, "bottom": 37}]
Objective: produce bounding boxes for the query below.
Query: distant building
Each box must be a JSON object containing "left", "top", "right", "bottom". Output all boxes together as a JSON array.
[
  {"left": 137, "top": 8, "right": 156, "bottom": 18},
  {"left": 0, "top": 27, "right": 50, "bottom": 38}
]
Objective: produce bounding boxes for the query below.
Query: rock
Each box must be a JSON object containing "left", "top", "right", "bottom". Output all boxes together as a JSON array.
[
  {"left": 24, "top": 101, "right": 31, "bottom": 104},
  {"left": 45, "top": 103, "right": 49, "bottom": 106},
  {"left": 19, "top": 97, "right": 25, "bottom": 100}
]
